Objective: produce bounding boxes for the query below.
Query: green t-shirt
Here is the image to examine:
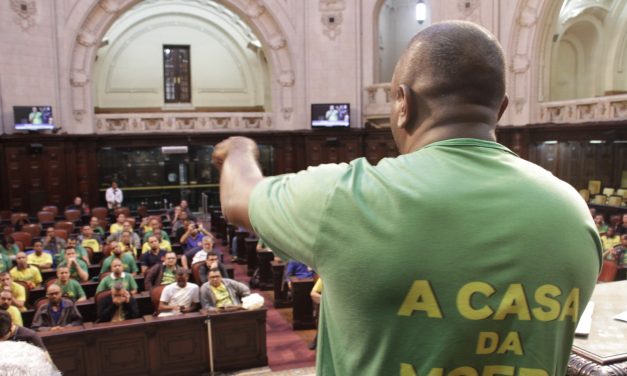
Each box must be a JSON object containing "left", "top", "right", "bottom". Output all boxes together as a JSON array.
[
  {"left": 0, "top": 244, "right": 18, "bottom": 257},
  {"left": 0, "top": 253, "right": 12, "bottom": 273},
  {"left": 55, "top": 245, "right": 88, "bottom": 265},
  {"left": 96, "top": 273, "right": 138, "bottom": 294},
  {"left": 161, "top": 268, "right": 176, "bottom": 285},
  {"left": 56, "top": 279, "right": 86, "bottom": 301},
  {"left": 58, "top": 259, "right": 89, "bottom": 281},
  {"left": 249, "top": 138, "right": 601, "bottom": 376},
  {"left": 100, "top": 254, "right": 138, "bottom": 275}
]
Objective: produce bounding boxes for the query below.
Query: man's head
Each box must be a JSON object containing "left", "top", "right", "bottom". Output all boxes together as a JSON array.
[
  {"left": 73, "top": 196, "right": 82, "bottom": 206},
  {"left": 46, "top": 227, "right": 55, "bottom": 238},
  {"left": 15, "top": 252, "right": 27, "bottom": 268},
  {"left": 389, "top": 21, "right": 507, "bottom": 153},
  {"left": 208, "top": 268, "right": 223, "bottom": 288},
  {"left": 0, "top": 341, "right": 62, "bottom": 376},
  {"left": 621, "top": 234, "right": 627, "bottom": 246},
  {"left": 201, "top": 236, "right": 214, "bottom": 251},
  {"left": 116, "top": 214, "right": 126, "bottom": 224},
  {"left": 205, "top": 251, "right": 219, "bottom": 267},
  {"left": 179, "top": 211, "right": 189, "bottom": 221},
  {"left": 64, "top": 248, "right": 77, "bottom": 261},
  {"left": 0, "top": 310, "right": 12, "bottom": 338},
  {"left": 122, "top": 221, "right": 133, "bottom": 233},
  {"left": 112, "top": 241, "right": 122, "bottom": 256},
  {"left": 46, "top": 284, "right": 62, "bottom": 305},
  {"left": 0, "top": 272, "right": 12, "bottom": 287},
  {"left": 111, "top": 181, "right": 118, "bottom": 189},
  {"left": 120, "top": 230, "right": 131, "bottom": 245},
  {"left": 111, "top": 258, "right": 123, "bottom": 275},
  {"left": 180, "top": 200, "right": 189, "bottom": 209},
  {"left": 82, "top": 225, "right": 93, "bottom": 237},
  {"left": 67, "top": 237, "right": 77, "bottom": 248},
  {"left": 164, "top": 252, "right": 177, "bottom": 268},
  {"left": 594, "top": 214, "right": 604, "bottom": 225},
  {"left": 56, "top": 266, "right": 70, "bottom": 282},
  {"left": 33, "top": 241, "right": 43, "bottom": 255},
  {"left": 148, "top": 236, "right": 160, "bottom": 252},
  {"left": 0, "top": 290, "right": 12, "bottom": 310},
  {"left": 188, "top": 221, "right": 199, "bottom": 236},
  {"left": 111, "top": 282, "right": 127, "bottom": 301},
  {"left": 149, "top": 218, "right": 161, "bottom": 230},
  {"left": 89, "top": 217, "right": 99, "bottom": 228},
  {"left": 176, "top": 268, "right": 189, "bottom": 287}
]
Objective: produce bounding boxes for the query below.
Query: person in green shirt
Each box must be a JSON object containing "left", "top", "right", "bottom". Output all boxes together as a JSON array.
[
  {"left": 89, "top": 216, "right": 105, "bottom": 238},
  {"left": 55, "top": 266, "right": 86, "bottom": 302},
  {"left": 96, "top": 258, "right": 138, "bottom": 294},
  {"left": 0, "top": 236, "right": 19, "bottom": 260},
  {"left": 0, "top": 253, "right": 12, "bottom": 273},
  {"left": 212, "top": 21, "right": 601, "bottom": 376},
  {"left": 142, "top": 218, "right": 170, "bottom": 242},
  {"left": 57, "top": 248, "right": 89, "bottom": 282},
  {"left": 55, "top": 238, "right": 90, "bottom": 266},
  {"left": 100, "top": 242, "right": 138, "bottom": 276}
]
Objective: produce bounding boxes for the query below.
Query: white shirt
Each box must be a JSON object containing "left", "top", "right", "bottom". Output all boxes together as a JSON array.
[
  {"left": 159, "top": 282, "right": 199, "bottom": 308},
  {"left": 105, "top": 187, "right": 123, "bottom": 209},
  {"left": 191, "top": 250, "right": 208, "bottom": 265}
]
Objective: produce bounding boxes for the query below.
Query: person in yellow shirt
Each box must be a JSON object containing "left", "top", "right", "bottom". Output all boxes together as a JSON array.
[
  {"left": 602, "top": 227, "right": 621, "bottom": 252},
  {"left": 26, "top": 241, "right": 53, "bottom": 269},
  {"left": 80, "top": 225, "right": 101, "bottom": 253},
  {"left": 9, "top": 252, "right": 42, "bottom": 289},
  {"left": 0, "top": 272, "right": 26, "bottom": 312},
  {"left": 141, "top": 231, "right": 172, "bottom": 254},
  {"left": 0, "top": 290, "right": 22, "bottom": 326},
  {"left": 109, "top": 213, "right": 126, "bottom": 235}
]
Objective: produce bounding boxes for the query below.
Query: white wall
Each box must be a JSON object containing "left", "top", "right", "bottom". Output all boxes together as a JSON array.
[{"left": 93, "top": 1, "right": 269, "bottom": 110}]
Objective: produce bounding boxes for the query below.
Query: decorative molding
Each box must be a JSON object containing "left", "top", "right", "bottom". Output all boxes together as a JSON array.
[
  {"left": 278, "top": 70, "right": 295, "bottom": 87},
  {"left": 99, "top": 0, "right": 122, "bottom": 14},
  {"left": 95, "top": 112, "right": 272, "bottom": 133},
  {"left": 319, "top": 0, "right": 345, "bottom": 40},
  {"left": 538, "top": 94, "right": 627, "bottom": 123},
  {"left": 245, "top": 0, "right": 266, "bottom": 19},
  {"left": 268, "top": 34, "right": 286, "bottom": 50},
  {"left": 77, "top": 31, "right": 98, "bottom": 47},
  {"left": 70, "top": 71, "right": 89, "bottom": 87},
  {"left": 10, "top": 0, "right": 37, "bottom": 31}
]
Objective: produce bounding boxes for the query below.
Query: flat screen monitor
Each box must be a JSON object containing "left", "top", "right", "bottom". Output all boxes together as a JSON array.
[
  {"left": 311, "top": 103, "right": 350, "bottom": 128},
  {"left": 14, "top": 106, "right": 55, "bottom": 131}
]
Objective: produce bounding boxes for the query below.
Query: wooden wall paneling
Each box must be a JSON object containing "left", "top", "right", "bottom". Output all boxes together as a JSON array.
[
  {"left": 613, "top": 143, "right": 627, "bottom": 188},
  {"left": 151, "top": 317, "right": 208, "bottom": 374},
  {"left": 559, "top": 142, "right": 584, "bottom": 190},
  {"left": 41, "top": 332, "right": 89, "bottom": 376},
  {"left": 529, "top": 142, "right": 559, "bottom": 177},
  {"left": 43, "top": 145, "right": 67, "bottom": 209},
  {"left": 363, "top": 129, "right": 397, "bottom": 165},
  {"left": 581, "top": 142, "right": 614, "bottom": 190},
  {"left": 5, "top": 146, "right": 28, "bottom": 211}
]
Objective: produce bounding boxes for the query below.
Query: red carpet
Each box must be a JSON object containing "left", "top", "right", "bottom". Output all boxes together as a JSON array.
[{"left": 214, "top": 240, "right": 316, "bottom": 371}]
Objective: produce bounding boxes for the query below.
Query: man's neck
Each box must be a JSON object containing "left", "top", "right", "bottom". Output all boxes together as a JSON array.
[
  {"left": 17, "top": 265, "right": 27, "bottom": 270},
  {"left": 151, "top": 248, "right": 160, "bottom": 254}
]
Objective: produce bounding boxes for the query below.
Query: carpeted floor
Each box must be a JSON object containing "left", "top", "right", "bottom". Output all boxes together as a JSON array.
[{"left": 212, "top": 235, "right": 317, "bottom": 374}]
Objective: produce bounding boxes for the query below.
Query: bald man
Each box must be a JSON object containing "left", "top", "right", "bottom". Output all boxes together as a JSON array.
[
  {"left": 212, "top": 21, "right": 600, "bottom": 375},
  {"left": 31, "top": 284, "right": 83, "bottom": 331}
]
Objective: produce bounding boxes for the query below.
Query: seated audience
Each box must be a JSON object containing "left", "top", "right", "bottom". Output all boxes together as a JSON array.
[
  {"left": 617, "top": 214, "right": 627, "bottom": 236},
  {"left": 56, "top": 237, "right": 90, "bottom": 265},
  {"left": 180, "top": 221, "right": 210, "bottom": 253},
  {"left": 144, "top": 251, "right": 180, "bottom": 290},
  {"left": 200, "top": 269, "right": 250, "bottom": 310},
  {"left": 117, "top": 230, "right": 140, "bottom": 257},
  {"left": 0, "top": 289, "right": 23, "bottom": 326},
  {"left": 100, "top": 241, "right": 138, "bottom": 276},
  {"left": 142, "top": 218, "right": 170, "bottom": 243},
  {"left": 141, "top": 230, "right": 172, "bottom": 254},
  {"left": 285, "top": 259, "right": 315, "bottom": 290},
  {"left": 183, "top": 235, "right": 215, "bottom": 269},
  {"left": 594, "top": 214, "right": 608, "bottom": 235},
  {"left": 31, "top": 284, "right": 83, "bottom": 331},
  {"left": 97, "top": 282, "right": 140, "bottom": 323},
  {"left": 89, "top": 216, "right": 105, "bottom": 238},
  {"left": 0, "top": 236, "right": 19, "bottom": 260},
  {"left": 55, "top": 266, "right": 86, "bottom": 302},
  {"left": 168, "top": 199, "right": 193, "bottom": 222},
  {"left": 171, "top": 211, "right": 190, "bottom": 240},
  {"left": 79, "top": 225, "right": 101, "bottom": 253},
  {"left": 26, "top": 241, "right": 53, "bottom": 269},
  {"left": 66, "top": 196, "right": 89, "bottom": 215},
  {"left": 42, "top": 227, "right": 67, "bottom": 255},
  {"left": 198, "top": 251, "right": 228, "bottom": 284},
  {"left": 57, "top": 248, "right": 89, "bottom": 282},
  {"left": 109, "top": 213, "right": 126, "bottom": 235},
  {"left": 10, "top": 252, "right": 43, "bottom": 288},
  {"left": 0, "top": 310, "right": 47, "bottom": 350},
  {"left": 601, "top": 227, "right": 621, "bottom": 252},
  {"left": 613, "top": 234, "right": 627, "bottom": 280},
  {"left": 140, "top": 236, "right": 167, "bottom": 274},
  {"left": 158, "top": 268, "right": 199, "bottom": 315},
  {"left": 107, "top": 221, "right": 141, "bottom": 249},
  {"left": 0, "top": 272, "right": 26, "bottom": 311},
  {"left": 96, "top": 258, "right": 138, "bottom": 294}
]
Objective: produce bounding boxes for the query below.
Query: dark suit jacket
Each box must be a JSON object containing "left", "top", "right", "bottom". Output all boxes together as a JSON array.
[
  {"left": 97, "top": 294, "right": 140, "bottom": 322},
  {"left": 31, "top": 298, "right": 83, "bottom": 331}
]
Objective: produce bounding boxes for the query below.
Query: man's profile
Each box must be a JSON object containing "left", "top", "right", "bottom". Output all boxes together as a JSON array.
[{"left": 212, "top": 21, "right": 601, "bottom": 375}]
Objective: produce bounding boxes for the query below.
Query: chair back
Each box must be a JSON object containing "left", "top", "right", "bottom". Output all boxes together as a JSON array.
[
  {"left": 616, "top": 188, "right": 627, "bottom": 199},
  {"left": 608, "top": 195, "right": 623, "bottom": 207},
  {"left": 588, "top": 180, "right": 602, "bottom": 195},
  {"left": 53, "top": 229, "right": 68, "bottom": 241},
  {"left": 54, "top": 221, "right": 74, "bottom": 234},
  {"left": 95, "top": 290, "right": 112, "bottom": 317},
  {"left": 0, "top": 210, "right": 11, "bottom": 221},
  {"left": 150, "top": 284, "right": 166, "bottom": 314},
  {"left": 602, "top": 187, "right": 615, "bottom": 196},
  {"left": 115, "top": 207, "right": 131, "bottom": 217},
  {"left": 45, "top": 278, "right": 58, "bottom": 288},
  {"left": 37, "top": 211, "right": 56, "bottom": 224},
  {"left": 191, "top": 262, "right": 203, "bottom": 285},
  {"left": 593, "top": 194, "right": 607, "bottom": 205},
  {"left": 41, "top": 206, "right": 59, "bottom": 216},
  {"left": 598, "top": 260, "right": 618, "bottom": 282},
  {"left": 64, "top": 209, "right": 81, "bottom": 222},
  {"left": 98, "top": 218, "right": 108, "bottom": 230},
  {"left": 11, "top": 231, "right": 32, "bottom": 247},
  {"left": 10, "top": 213, "right": 28, "bottom": 226},
  {"left": 99, "top": 271, "right": 111, "bottom": 281},
  {"left": 137, "top": 206, "right": 148, "bottom": 218},
  {"left": 578, "top": 189, "right": 590, "bottom": 202},
  {"left": 14, "top": 240, "right": 24, "bottom": 252},
  {"left": 84, "top": 247, "right": 95, "bottom": 264},
  {"left": 21, "top": 224, "right": 42, "bottom": 238},
  {"left": 126, "top": 217, "right": 136, "bottom": 228},
  {"left": 34, "top": 297, "right": 50, "bottom": 311},
  {"left": 92, "top": 207, "right": 108, "bottom": 220}
]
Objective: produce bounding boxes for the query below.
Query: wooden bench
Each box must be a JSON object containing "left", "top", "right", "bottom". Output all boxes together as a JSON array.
[{"left": 290, "top": 277, "right": 316, "bottom": 330}]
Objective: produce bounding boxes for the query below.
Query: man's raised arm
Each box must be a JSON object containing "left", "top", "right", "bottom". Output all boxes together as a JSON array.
[{"left": 212, "top": 137, "right": 263, "bottom": 230}]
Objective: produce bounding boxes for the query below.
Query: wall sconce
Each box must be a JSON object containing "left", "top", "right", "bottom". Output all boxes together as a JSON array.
[{"left": 416, "top": 0, "right": 427, "bottom": 24}]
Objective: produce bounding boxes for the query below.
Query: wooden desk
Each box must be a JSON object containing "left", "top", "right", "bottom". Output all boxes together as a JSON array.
[
  {"left": 271, "top": 261, "right": 290, "bottom": 308},
  {"left": 567, "top": 281, "right": 627, "bottom": 374},
  {"left": 40, "top": 309, "right": 267, "bottom": 375},
  {"left": 245, "top": 237, "right": 258, "bottom": 276},
  {"left": 256, "top": 249, "right": 274, "bottom": 290},
  {"left": 290, "top": 277, "right": 316, "bottom": 330}
]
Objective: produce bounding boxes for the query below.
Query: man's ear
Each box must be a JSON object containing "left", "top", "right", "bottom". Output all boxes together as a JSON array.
[
  {"left": 497, "top": 95, "right": 509, "bottom": 121},
  {"left": 395, "top": 84, "right": 414, "bottom": 129}
]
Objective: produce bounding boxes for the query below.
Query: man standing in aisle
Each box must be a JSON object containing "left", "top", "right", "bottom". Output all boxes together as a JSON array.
[
  {"left": 106, "top": 181, "right": 123, "bottom": 210},
  {"left": 212, "top": 21, "right": 601, "bottom": 375}
]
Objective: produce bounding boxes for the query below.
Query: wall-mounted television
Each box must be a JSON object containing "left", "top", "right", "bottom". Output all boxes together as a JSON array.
[
  {"left": 14, "top": 106, "right": 55, "bottom": 131},
  {"left": 311, "top": 103, "right": 350, "bottom": 128}
]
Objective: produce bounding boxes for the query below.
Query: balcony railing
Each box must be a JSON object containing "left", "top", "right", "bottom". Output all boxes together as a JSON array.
[
  {"left": 95, "top": 112, "right": 272, "bottom": 134},
  {"left": 363, "top": 83, "right": 392, "bottom": 128},
  {"left": 538, "top": 94, "right": 627, "bottom": 123}
]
